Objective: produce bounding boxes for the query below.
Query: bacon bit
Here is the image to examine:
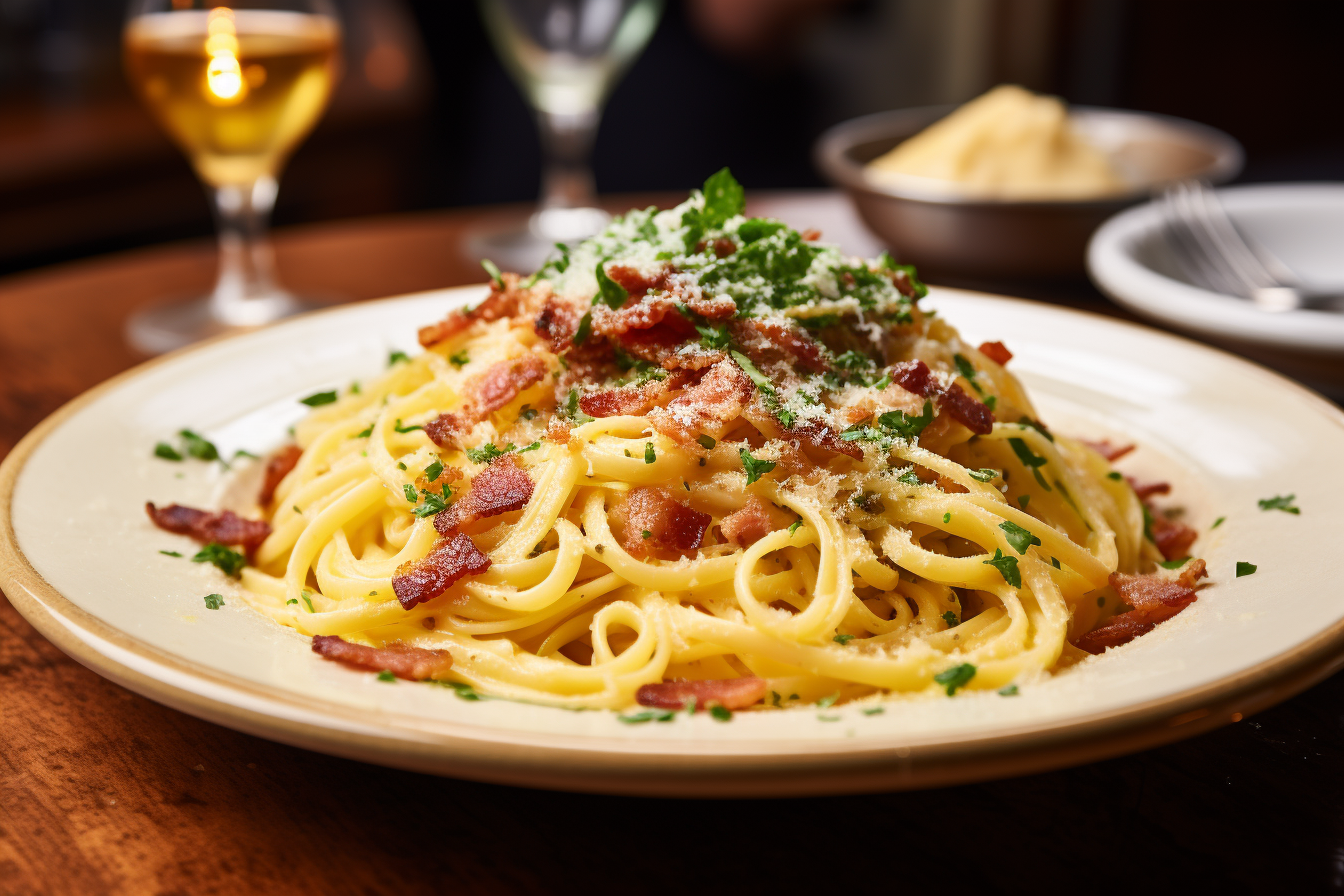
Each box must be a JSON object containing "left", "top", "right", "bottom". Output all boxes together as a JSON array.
[
  {"left": 799, "top": 228, "right": 822, "bottom": 241},
  {"left": 311, "top": 634, "right": 453, "bottom": 681},
  {"left": 739, "top": 318, "right": 831, "bottom": 374},
  {"left": 889, "top": 268, "right": 920, "bottom": 298},
  {"left": 1149, "top": 512, "right": 1198, "bottom": 561},
  {"left": 711, "top": 238, "right": 736, "bottom": 258},
  {"left": 392, "top": 530, "right": 492, "bottom": 609},
  {"left": 419, "top": 273, "right": 532, "bottom": 347},
  {"left": 789, "top": 417, "right": 863, "bottom": 459},
  {"left": 534, "top": 295, "right": 584, "bottom": 352},
  {"left": 145, "top": 502, "right": 271, "bottom": 551},
  {"left": 579, "top": 370, "right": 691, "bottom": 418},
  {"left": 636, "top": 677, "right": 768, "bottom": 711},
  {"left": 978, "top": 341, "right": 1013, "bottom": 366},
  {"left": 613, "top": 487, "right": 710, "bottom": 559},
  {"left": 424, "top": 354, "right": 548, "bottom": 448},
  {"left": 257, "top": 444, "right": 301, "bottom": 506},
  {"left": 889, "top": 359, "right": 936, "bottom": 398},
  {"left": 613, "top": 321, "right": 699, "bottom": 367},
  {"left": 434, "top": 456, "right": 534, "bottom": 534},
  {"left": 1127, "top": 477, "right": 1172, "bottom": 500},
  {"left": 1081, "top": 439, "right": 1135, "bottom": 461},
  {"left": 606, "top": 264, "right": 671, "bottom": 298},
  {"left": 939, "top": 383, "right": 995, "bottom": 435},
  {"left": 649, "top": 359, "right": 754, "bottom": 444},
  {"left": 719, "top": 497, "right": 789, "bottom": 548},
  {"left": 1075, "top": 560, "right": 1208, "bottom": 654},
  {"left": 546, "top": 416, "right": 573, "bottom": 444}
]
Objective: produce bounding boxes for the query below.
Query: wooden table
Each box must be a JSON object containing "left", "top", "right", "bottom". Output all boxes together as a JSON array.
[{"left": 1, "top": 195, "right": 1337, "bottom": 894}]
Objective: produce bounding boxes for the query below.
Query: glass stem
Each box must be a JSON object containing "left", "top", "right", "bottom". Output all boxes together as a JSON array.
[
  {"left": 207, "top": 175, "right": 296, "bottom": 327},
  {"left": 536, "top": 108, "right": 600, "bottom": 210}
]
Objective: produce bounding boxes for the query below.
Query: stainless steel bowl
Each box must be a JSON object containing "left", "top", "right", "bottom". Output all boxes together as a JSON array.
[{"left": 815, "top": 105, "right": 1244, "bottom": 279}]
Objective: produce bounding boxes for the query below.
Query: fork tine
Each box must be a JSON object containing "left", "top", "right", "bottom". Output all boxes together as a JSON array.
[
  {"left": 1160, "top": 182, "right": 1246, "bottom": 297},
  {"left": 1186, "top": 181, "right": 1279, "bottom": 289}
]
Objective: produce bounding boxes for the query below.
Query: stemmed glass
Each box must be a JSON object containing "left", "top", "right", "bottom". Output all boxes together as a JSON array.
[
  {"left": 473, "top": 0, "right": 663, "bottom": 271},
  {"left": 123, "top": 0, "right": 342, "bottom": 354}
]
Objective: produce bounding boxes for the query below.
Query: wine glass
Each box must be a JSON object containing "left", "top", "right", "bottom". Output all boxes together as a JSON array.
[
  {"left": 123, "top": 0, "right": 342, "bottom": 354},
  {"left": 472, "top": 0, "right": 663, "bottom": 271}
]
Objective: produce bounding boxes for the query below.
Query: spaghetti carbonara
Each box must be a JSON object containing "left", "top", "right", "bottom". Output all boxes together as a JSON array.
[{"left": 150, "top": 169, "right": 1207, "bottom": 713}]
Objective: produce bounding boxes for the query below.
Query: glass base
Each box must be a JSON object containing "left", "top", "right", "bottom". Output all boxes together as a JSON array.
[
  {"left": 466, "top": 206, "right": 611, "bottom": 273},
  {"left": 126, "top": 291, "right": 328, "bottom": 355}
]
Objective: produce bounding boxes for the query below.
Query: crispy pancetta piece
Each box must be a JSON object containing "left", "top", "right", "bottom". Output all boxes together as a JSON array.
[
  {"left": 977, "top": 341, "right": 1013, "bottom": 366},
  {"left": 1075, "top": 560, "right": 1208, "bottom": 654},
  {"left": 888, "top": 359, "right": 936, "bottom": 398},
  {"left": 636, "top": 677, "right": 768, "bottom": 711},
  {"left": 145, "top": 502, "right": 271, "bottom": 551},
  {"left": 578, "top": 369, "right": 691, "bottom": 419},
  {"left": 1149, "top": 512, "right": 1198, "bottom": 561},
  {"left": 391, "top": 531, "right": 492, "bottom": 609},
  {"left": 1081, "top": 439, "right": 1136, "bottom": 462},
  {"left": 719, "top": 496, "right": 791, "bottom": 548},
  {"left": 257, "top": 444, "right": 302, "bottom": 506},
  {"left": 613, "top": 487, "right": 710, "bottom": 559},
  {"left": 738, "top": 318, "right": 831, "bottom": 374},
  {"left": 311, "top": 635, "right": 454, "bottom": 680},
  {"left": 886, "top": 360, "right": 994, "bottom": 435},
  {"left": 419, "top": 273, "right": 534, "bottom": 347},
  {"left": 434, "top": 456, "right": 534, "bottom": 534},
  {"left": 648, "top": 359, "right": 754, "bottom": 444},
  {"left": 424, "top": 354, "right": 548, "bottom": 448},
  {"left": 1127, "top": 477, "right": 1172, "bottom": 500}
]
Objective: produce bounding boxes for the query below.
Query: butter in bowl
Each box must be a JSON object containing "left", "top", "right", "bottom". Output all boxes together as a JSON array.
[{"left": 815, "top": 85, "right": 1243, "bottom": 279}]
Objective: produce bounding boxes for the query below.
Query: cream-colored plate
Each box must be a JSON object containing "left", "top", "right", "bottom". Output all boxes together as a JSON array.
[{"left": 3, "top": 286, "right": 1343, "bottom": 797}]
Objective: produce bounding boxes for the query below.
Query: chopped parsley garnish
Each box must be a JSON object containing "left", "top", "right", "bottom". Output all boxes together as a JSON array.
[
  {"left": 835, "top": 350, "right": 875, "bottom": 373},
  {"left": 739, "top": 449, "right": 776, "bottom": 485},
  {"left": 300, "top": 591, "right": 315, "bottom": 613},
  {"left": 192, "top": 542, "right": 245, "bottom": 577},
  {"left": 397, "top": 462, "right": 407, "bottom": 470},
  {"left": 1018, "top": 494, "right": 1030, "bottom": 509},
  {"left": 202, "top": 593, "right": 224, "bottom": 610},
  {"left": 372, "top": 670, "right": 397, "bottom": 683},
  {"left": 159, "top": 550, "right": 182, "bottom": 557},
  {"left": 618, "top": 708, "right": 677, "bottom": 724},
  {"left": 641, "top": 530, "right": 652, "bottom": 539},
  {"left": 424, "top": 459, "right": 444, "bottom": 482},
  {"left": 412, "top": 489, "right": 450, "bottom": 519},
  {"left": 696, "top": 322, "right": 732, "bottom": 350},
  {"left": 1236, "top": 561, "right": 1257, "bottom": 577},
  {"left": 465, "top": 442, "right": 512, "bottom": 464},
  {"left": 393, "top": 418, "right": 423, "bottom": 433},
  {"left": 299, "top": 390, "right": 338, "bottom": 407},
  {"left": 388, "top": 350, "right": 410, "bottom": 366},
  {"left": 709, "top": 705, "right": 733, "bottom": 722},
  {"left": 968, "top": 468, "right": 999, "bottom": 482},
  {"left": 817, "top": 692, "right": 839, "bottom": 709},
  {"left": 788, "top": 519, "right": 804, "bottom": 535},
  {"left": 1258, "top": 494, "right": 1300, "bottom": 514},
  {"left": 594, "top": 261, "right": 628, "bottom": 309},
  {"left": 934, "top": 663, "right": 976, "bottom": 696},
  {"left": 897, "top": 468, "right": 922, "bottom": 487},
  {"left": 999, "top": 520, "right": 1041, "bottom": 554},
  {"left": 178, "top": 429, "right": 219, "bottom": 461},
  {"left": 1097, "top": 596, "right": 1106, "bottom": 606},
  {"left": 573, "top": 311, "right": 592, "bottom": 346},
  {"left": 349, "top": 381, "right": 361, "bottom": 395},
  {"left": 154, "top": 442, "right": 182, "bottom": 461},
  {"left": 517, "top": 440, "right": 542, "bottom": 453},
  {"left": 644, "top": 442, "right": 656, "bottom": 464},
  {"left": 403, "top": 483, "right": 418, "bottom": 502},
  {"left": 862, "top": 706, "right": 885, "bottom": 716},
  {"left": 425, "top": 679, "right": 482, "bottom": 700},
  {"left": 1052, "top": 557, "right": 1061, "bottom": 569},
  {"left": 943, "top": 512, "right": 952, "bottom": 523},
  {"left": 877, "top": 401, "right": 934, "bottom": 441},
  {"left": 448, "top": 351, "right": 469, "bottom": 368},
  {"left": 1107, "top": 471, "right": 1123, "bottom": 480},
  {"left": 729, "top": 350, "right": 775, "bottom": 397},
  {"left": 353, "top": 425, "right": 373, "bottom": 438},
  {"left": 1212, "top": 516, "right": 1226, "bottom": 529},
  {"left": 1157, "top": 557, "right": 1191, "bottom": 569},
  {"left": 982, "top": 548, "right": 1021, "bottom": 587},
  {"left": 1008, "top": 437, "right": 1050, "bottom": 490},
  {"left": 833, "top": 634, "right": 855, "bottom": 645},
  {"left": 942, "top": 610, "right": 959, "bottom": 627},
  {"left": 480, "top": 258, "right": 504, "bottom": 289},
  {"left": 563, "top": 389, "right": 595, "bottom": 424},
  {"left": 1017, "top": 416, "right": 1054, "bottom": 442},
  {"left": 998, "top": 684, "right": 1019, "bottom": 696},
  {"left": 953, "top": 353, "right": 978, "bottom": 384},
  {"left": 697, "top": 434, "right": 716, "bottom": 450},
  {"left": 519, "top": 405, "right": 537, "bottom": 421}
]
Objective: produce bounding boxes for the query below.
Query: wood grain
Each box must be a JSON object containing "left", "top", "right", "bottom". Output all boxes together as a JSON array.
[{"left": 1, "top": 199, "right": 1338, "bottom": 894}]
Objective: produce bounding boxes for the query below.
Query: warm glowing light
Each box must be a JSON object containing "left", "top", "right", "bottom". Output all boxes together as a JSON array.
[{"left": 203, "top": 7, "right": 246, "bottom": 103}]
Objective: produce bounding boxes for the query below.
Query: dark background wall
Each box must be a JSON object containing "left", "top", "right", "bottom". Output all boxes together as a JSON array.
[{"left": 0, "top": 0, "right": 1339, "bottom": 276}]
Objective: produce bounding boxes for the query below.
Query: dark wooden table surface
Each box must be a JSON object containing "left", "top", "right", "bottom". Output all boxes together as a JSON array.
[{"left": 2, "top": 194, "right": 1341, "bottom": 895}]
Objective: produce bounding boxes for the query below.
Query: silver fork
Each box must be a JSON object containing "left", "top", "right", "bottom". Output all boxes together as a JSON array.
[{"left": 1159, "top": 180, "right": 1341, "bottom": 312}]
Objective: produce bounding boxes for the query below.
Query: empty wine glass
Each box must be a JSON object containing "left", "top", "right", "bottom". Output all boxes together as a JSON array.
[
  {"left": 123, "top": 0, "right": 342, "bottom": 354},
  {"left": 472, "top": 0, "right": 663, "bottom": 271}
]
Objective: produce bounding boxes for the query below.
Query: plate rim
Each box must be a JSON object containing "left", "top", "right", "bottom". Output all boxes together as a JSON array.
[
  {"left": 5, "top": 285, "right": 1344, "bottom": 797},
  {"left": 1087, "top": 182, "right": 1344, "bottom": 353}
]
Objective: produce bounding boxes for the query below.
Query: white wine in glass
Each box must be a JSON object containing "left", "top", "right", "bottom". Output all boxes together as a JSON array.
[
  {"left": 124, "top": 1, "right": 341, "bottom": 354},
  {"left": 473, "top": 0, "right": 663, "bottom": 272}
]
